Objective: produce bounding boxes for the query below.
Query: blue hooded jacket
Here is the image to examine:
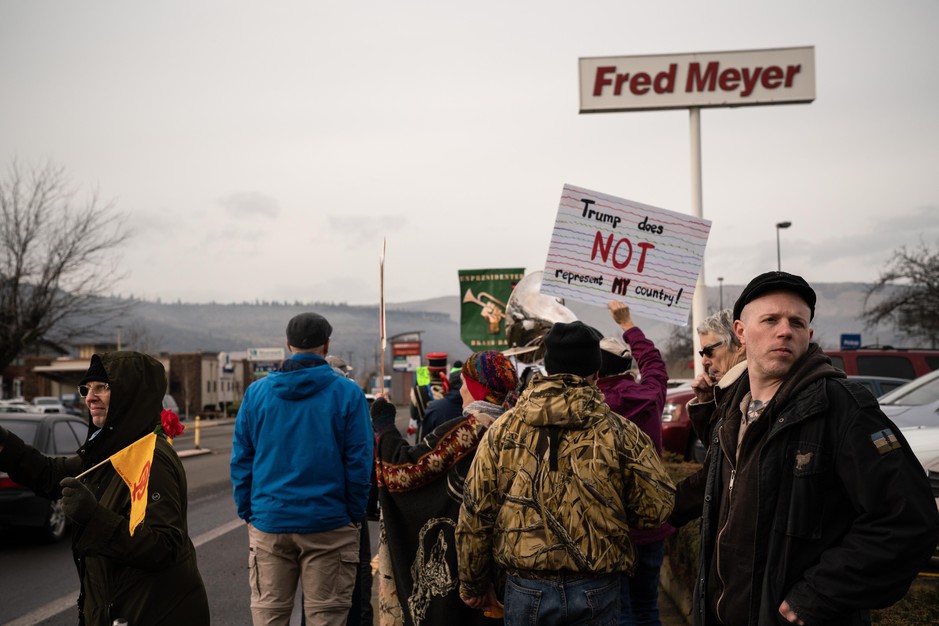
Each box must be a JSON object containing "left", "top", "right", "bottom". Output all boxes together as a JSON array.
[{"left": 230, "top": 353, "right": 373, "bottom": 533}]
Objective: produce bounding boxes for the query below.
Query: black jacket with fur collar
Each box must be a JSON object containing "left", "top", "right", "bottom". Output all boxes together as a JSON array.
[{"left": 695, "top": 344, "right": 939, "bottom": 626}]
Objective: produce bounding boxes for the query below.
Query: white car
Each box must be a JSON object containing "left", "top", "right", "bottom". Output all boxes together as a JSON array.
[
  {"left": 31, "top": 397, "right": 67, "bottom": 414},
  {"left": 879, "top": 369, "right": 939, "bottom": 430},
  {"left": 902, "top": 425, "right": 939, "bottom": 469},
  {"left": 914, "top": 441, "right": 939, "bottom": 566},
  {"left": 0, "top": 398, "right": 31, "bottom": 409}
]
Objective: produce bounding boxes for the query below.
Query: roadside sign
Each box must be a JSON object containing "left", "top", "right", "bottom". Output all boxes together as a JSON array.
[
  {"left": 841, "top": 334, "right": 862, "bottom": 350},
  {"left": 579, "top": 46, "right": 816, "bottom": 113}
]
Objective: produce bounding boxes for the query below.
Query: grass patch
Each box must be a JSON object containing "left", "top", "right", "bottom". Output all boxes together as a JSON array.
[
  {"left": 871, "top": 581, "right": 939, "bottom": 624},
  {"left": 664, "top": 457, "right": 703, "bottom": 607}
]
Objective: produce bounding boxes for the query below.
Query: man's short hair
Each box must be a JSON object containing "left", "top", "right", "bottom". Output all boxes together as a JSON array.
[
  {"left": 733, "top": 271, "right": 816, "bottom": 321},
  {"left": 286, "top": 312, "right": 332, "bottom": 349}
]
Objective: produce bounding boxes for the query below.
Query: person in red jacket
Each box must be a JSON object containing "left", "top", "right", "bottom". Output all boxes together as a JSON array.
[{"left": 595, "top": 301, "right": 672, "bottom": 626}]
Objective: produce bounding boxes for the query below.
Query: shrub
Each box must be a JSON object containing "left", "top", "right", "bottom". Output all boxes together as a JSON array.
[{"left": 664, "top": 458, "right": 703, "bottom": 616}]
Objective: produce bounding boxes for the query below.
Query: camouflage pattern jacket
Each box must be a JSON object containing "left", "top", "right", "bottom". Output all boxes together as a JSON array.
[{"left": 456, "top": 373, "right": 676, "bottom": 597}]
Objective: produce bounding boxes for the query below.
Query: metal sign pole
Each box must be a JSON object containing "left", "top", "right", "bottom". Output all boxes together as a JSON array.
[{"left": 690, "top": 107, "right": 706, "bottom": 377}]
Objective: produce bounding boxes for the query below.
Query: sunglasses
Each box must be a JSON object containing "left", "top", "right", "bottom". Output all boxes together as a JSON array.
[
  {"left": 698, "top": 341, "right": 724, "bottom": 359},
  {"left": 78, "top": 383, "right": 110, "bottom": 397}
]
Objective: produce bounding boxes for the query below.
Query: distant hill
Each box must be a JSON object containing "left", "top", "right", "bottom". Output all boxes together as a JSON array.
[{"left": 107, "top": 282, "right": 914, "bottom": 378}]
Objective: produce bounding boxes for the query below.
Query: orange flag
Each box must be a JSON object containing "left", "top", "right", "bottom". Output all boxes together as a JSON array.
[{"left": 110, "top": 432, "right": 157, "bottom": 536}]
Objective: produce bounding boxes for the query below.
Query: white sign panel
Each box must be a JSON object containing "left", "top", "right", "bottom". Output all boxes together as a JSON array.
[
  {"left": 580, "top": 46, "right": 815, "bottom": 112},
  {"left": 542, "top": 184, "right": 711, "bottom": 326},
  {"left": 392, "top": 354, "right": 422, "bottom": 372},
  {"left": 247, "top": 347, "right": 285, "bottom": 362}
]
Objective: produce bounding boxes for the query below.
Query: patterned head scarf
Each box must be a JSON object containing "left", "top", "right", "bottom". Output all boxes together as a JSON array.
[{"left": 461, "top": 351, "right": 519, "bottom": 409}]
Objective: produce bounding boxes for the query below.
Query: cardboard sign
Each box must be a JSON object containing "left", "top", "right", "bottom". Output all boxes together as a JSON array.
[{"left": 542, "top": 184, "right": 711, "bottom": 325}]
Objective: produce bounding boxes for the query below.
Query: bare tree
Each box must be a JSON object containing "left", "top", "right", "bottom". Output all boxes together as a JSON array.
[
  {"left": 120, "top": 320, "right": 163, "bottom": 354},
  {"left": 662, "top": 322, "right": 694, "bottom": 379},
  {"left": 863, "top": 241, "right": 939, "bottom": 348},
  {"left": 0, "top": 159, "right": 131, "bottom": 371}
]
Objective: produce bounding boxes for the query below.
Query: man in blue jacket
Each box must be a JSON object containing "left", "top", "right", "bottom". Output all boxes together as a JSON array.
[{"left": 231, "top": 312, "right": 373, "bottom": 626}]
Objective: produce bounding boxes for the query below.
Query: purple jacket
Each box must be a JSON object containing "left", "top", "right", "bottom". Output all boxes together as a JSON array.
[{"left": 597, "top": 326, "right": 674, "bottom": 546}]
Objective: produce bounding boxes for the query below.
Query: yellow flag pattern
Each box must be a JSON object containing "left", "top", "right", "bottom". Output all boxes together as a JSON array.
[{"left": 110, "top": 432, "right": 157, "bottom": 536}]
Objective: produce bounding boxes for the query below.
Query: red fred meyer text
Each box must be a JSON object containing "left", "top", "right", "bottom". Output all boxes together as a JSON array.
[{"left": 592, "top": 61, "right": 803, "bottom": 99}]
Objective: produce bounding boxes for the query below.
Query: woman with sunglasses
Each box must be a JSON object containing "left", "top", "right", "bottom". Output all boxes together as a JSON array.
[{"left": 0, "top": 352, "right": 209, "bottom": 625}]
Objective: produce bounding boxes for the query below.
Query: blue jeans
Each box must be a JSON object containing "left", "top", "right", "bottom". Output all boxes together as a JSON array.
[
  {"left": 619, "top": 540, "right": 666, "bottom": 626},
  {"left": 504, "top": 573, "right": 620, "bottom": 626}
]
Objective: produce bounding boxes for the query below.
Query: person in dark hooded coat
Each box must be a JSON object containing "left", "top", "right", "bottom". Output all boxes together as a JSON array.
[{"left": 0, "top": 351, "right": 209, "bottom": 626}]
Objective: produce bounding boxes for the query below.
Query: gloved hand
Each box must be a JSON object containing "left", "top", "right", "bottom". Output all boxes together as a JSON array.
[
  {"left": 370, "top": 398, "right": 397, "bottom": 433},
  {"left": 59, "top": 477, "right": 99, "bottom": 525},
  {"left": 0, "top": 423, "right": 9, "bottom": 446}
]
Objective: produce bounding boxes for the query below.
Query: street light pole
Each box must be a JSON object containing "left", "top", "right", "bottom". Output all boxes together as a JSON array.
[
  {"left": 775, "top": 221, "right": 792, "bottom": 271},
  {"left": 718, "top": 276, "right": 724, "bottom": 310}
]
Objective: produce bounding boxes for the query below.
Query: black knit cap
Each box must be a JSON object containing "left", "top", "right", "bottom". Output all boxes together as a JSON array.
[
  {"left": 544, "top": 321, "right": 602, "bottom": 377},
  {"left": 733, "top": 271, "right": 816, "bottom": 321},
  {"left": 370, "top": 397, "right": 397, "bottom": 432},
  {"left": 79, "top": 354, "right": 110, "bottom": 385},
  {"left": 286, "top": 312, "right": 332, "bottom": 349}
]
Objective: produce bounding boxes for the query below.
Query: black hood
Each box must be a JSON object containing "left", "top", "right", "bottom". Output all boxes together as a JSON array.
[{"left": 79, "top": 351, "right": 167, "bottom": 468}]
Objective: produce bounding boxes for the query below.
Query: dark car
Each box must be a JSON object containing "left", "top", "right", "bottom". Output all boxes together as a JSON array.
[
  {"left": 0, "top": 412, "right": 88, "bottom": 542},
  {"left": 661, "top": 387, "right": 705, "bottom": 463}
]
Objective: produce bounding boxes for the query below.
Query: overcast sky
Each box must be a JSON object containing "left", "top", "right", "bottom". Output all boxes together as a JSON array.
[{"left": 2, "top": 1, "right": 937, "bottom": 310}]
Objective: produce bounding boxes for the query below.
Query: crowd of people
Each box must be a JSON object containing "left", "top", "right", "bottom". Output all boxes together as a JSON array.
[{"left": 2, "top": 270, "right": 938, "bottom": 626}]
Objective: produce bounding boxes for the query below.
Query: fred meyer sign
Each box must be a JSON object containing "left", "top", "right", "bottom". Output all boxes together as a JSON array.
[{"left": 580, "top": 47, "right": 815, "bottom": 112}]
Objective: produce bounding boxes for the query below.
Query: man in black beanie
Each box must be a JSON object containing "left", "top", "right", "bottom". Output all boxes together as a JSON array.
[
  {"left": 457, "top": 318, "right": 675, "bottom": 624},
  {"left": 542, "top": 320, "right": 602, "bottom": 377},
  {"left": 692, "top": 271, "right": 939, "bottom": 626}
]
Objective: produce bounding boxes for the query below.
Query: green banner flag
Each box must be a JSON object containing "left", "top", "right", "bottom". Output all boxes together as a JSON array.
[{"left": 458, "top": 268, "right": 525, "bottom": 351}]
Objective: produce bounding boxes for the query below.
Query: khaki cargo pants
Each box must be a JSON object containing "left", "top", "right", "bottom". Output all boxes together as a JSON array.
[{"left": 248, "top": 523, "right": 360, "bottom": 626}]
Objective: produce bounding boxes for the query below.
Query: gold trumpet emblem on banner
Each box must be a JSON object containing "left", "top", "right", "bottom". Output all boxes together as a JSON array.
[{"left": 463, "top": 288, "right": 507, "bottom": 334}]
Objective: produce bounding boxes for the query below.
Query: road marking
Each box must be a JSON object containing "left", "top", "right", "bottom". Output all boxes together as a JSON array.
[
  {"left": 193, "top": 518, "right": 244, "bottom": 546},
  {"left": 7, "top": 593, "right": 76, "bottom": 626},
  {"left": 6, "top": 518, "right": 243, "bottom": 626}
]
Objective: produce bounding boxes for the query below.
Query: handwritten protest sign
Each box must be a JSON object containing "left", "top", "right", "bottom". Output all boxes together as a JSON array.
[{"left": 542, "top": 184, "right": 711, "bottom": 326}]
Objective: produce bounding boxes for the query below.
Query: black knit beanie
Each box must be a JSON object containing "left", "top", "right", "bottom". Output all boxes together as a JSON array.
[
  {"left": 370, "top": 398, "right": 397, "bottom": 433},
  {"left": 543, "top": 321, "right": 602, "bottom": 377}
]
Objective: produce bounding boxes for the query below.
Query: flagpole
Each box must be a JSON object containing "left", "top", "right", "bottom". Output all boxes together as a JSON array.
[
  {"left": 380, "top": 238, "right": 387, "bottom": 398},
  {"left": 75, "top": 456, "right": 111, "bottom": 479}
]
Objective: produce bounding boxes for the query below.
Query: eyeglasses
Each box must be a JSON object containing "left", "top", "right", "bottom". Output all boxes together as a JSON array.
[
  {"left": 78, "top": 383, "right": 110, "bottom": 397},
  {"left": 698, "top": 341, "right": 724, "bottom": 359}
]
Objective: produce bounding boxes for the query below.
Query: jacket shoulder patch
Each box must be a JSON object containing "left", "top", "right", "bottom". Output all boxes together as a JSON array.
[{"left": 870, "top": 428, "right": 902, "bottom": 455}]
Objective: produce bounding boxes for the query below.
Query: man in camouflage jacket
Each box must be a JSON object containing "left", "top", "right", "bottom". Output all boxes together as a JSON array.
[{"left": 456, "top": 321, "right": 675, "bottom": 625}]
